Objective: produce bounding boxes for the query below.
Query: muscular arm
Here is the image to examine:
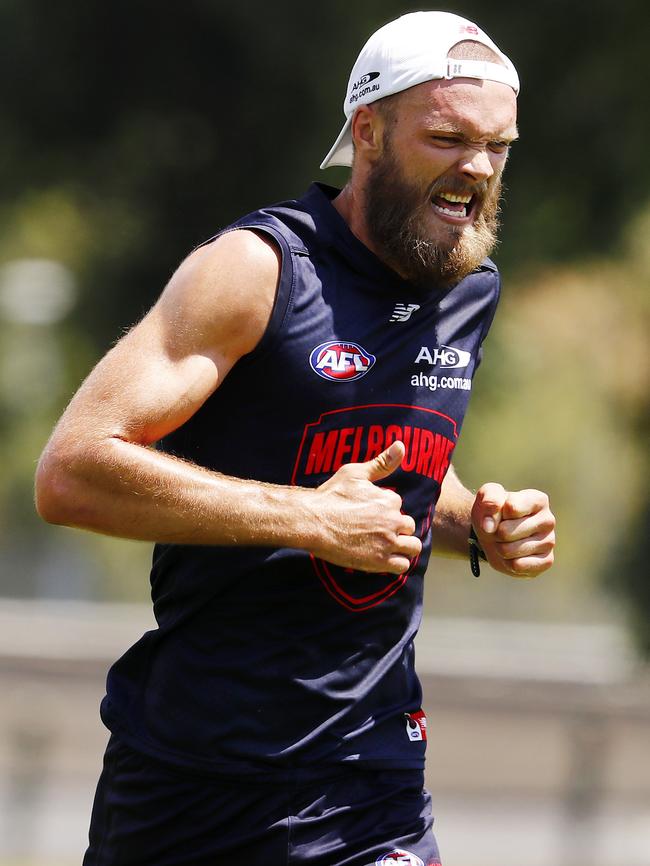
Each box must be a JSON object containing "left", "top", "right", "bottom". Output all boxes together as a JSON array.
[
  {"left": 431, "top": 464, "right": 556, "bottom": 578},
  {"left": 35, "top": 231, "right": 421, "bottom": 574}
]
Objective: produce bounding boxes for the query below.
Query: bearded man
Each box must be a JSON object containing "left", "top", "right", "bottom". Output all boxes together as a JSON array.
[{"left": 35, "top": 11, "right": 555, "bottom": 866}]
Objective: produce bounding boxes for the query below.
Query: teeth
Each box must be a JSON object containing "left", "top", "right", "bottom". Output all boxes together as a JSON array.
[
  {"left": 439, "top": 192, "right": 472, "bottom": 203},
  {"left": 433, "top": 203, "right": 467, "bottom": 218}
]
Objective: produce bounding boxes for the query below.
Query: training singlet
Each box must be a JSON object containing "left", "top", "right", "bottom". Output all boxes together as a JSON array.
[{"left": 100, "top": 183, "right": 501, "bottom": 777}]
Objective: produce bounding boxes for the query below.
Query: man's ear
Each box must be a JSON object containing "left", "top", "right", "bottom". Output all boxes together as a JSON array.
[{"left": 350, "top": 105, "right": 384, "bottom": 161}]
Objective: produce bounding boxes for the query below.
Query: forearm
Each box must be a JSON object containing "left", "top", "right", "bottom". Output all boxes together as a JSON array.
[
  {"left": 35, "top": 436, "right": 318, "bottom": 548},
  {"left": 36, "top": 436, "right": 423, "bottom": 575},
  {"left": 430, "top": 464, "right": 474, "bottom": 558}
]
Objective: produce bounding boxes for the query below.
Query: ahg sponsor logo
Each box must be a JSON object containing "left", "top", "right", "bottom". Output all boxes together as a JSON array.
[
  {"left": 352, "top": 71, "right": 380, "bottom": 90},
  {"left": 411, "top": 373, "right": 471, "bottom": 392},
  {"left": 349, "top": 71, "right": 381, "bottom": 104},
  {"left": 415, "top": 344, "right": 471, "bottom": 369},
  {"left": 309, "top": 341, "right": 376, "bottom": 382}
]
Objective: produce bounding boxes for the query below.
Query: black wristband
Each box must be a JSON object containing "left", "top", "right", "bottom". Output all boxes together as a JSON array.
[{"left": 468, "top": 526, "right": 487, "bottom": 577}]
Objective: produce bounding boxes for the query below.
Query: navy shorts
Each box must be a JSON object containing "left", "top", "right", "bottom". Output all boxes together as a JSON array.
[{"left": 83, "top": 736, "right": 441, "bottom": 866}]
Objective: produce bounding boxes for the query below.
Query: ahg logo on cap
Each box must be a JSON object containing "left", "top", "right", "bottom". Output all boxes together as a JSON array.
[{"left": 349, "top": 71, "right": 381, "bottom": 105}]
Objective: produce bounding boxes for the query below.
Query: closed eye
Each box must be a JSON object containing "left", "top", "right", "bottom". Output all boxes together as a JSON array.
[
  {"left": 487, "top": 140, "right": 511, "bottom": 154},
  {"left": 430, "top": 135, "right": 513, "bottom": 154},
  {"left": 430, "top": 135, "right": 462, "bottom": 147}
]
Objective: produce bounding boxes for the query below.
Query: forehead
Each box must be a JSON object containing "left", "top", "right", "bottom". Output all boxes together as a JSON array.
[{"left": 395, "top": 78, "right": 518, "bottom": 139}]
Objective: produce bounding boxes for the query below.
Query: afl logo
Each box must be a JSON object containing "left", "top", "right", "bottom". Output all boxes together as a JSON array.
[
  {"left": 376, "top": 851, "right": 425, "bottom": 866},
  {"left": 309, "top": 341, "right": 376, "bottom": 382}
]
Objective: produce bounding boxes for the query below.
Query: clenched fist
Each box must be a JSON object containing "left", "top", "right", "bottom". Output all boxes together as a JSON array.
[{"left": 471, "top": 483, "right": 556, "bottom": 578}]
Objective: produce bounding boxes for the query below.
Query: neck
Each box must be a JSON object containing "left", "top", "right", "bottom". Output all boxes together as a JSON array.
[{"left": 332, "top": 180, "right": 406, "bottom": 277}]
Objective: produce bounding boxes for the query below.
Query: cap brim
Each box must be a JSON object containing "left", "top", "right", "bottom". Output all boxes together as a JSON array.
[{"left": 320, "top": 118, "right": 354, "bottom": 169}]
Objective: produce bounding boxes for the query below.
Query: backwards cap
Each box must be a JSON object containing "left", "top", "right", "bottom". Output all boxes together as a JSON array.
[{"left": 320, "top": 11, "right": 519, "bottom": 169}]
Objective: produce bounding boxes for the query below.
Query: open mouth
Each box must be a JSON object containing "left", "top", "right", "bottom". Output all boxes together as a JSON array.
[{"left": 430, "top": 192, "right": 476, "bottom": 221}]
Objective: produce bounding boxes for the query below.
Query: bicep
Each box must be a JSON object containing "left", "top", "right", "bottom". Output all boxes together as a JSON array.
[
  {"left": 62, "top": 318, "right": 221, "bottom": 447},
  {"left": 53, "top": 230, "right": 280, "bottom": 447}
]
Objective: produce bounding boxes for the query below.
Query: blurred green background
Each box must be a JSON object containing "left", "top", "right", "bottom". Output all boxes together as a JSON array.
[{"left": 0, "top": 0, "right": 648, "bottom": 652}]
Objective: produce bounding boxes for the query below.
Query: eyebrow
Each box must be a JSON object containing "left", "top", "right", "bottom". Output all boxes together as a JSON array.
[{"left": 427, "top": 123, "right": 520, "bottom": 143}]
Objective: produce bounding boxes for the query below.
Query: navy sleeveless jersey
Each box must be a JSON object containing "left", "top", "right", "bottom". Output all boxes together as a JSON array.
[{"left": 100, "top": 183, "right": 501, "bottom": 777}]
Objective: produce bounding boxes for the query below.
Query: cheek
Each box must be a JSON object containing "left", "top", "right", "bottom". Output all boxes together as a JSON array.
[
  {"left": 394, "top": 138, "right": 456, "bottom": 183},
  {"left": 489, "top": 153, "right": 508, "bottom": 177},
  {"left": 419, "top": 150, "right": 459, "bottom": 180}
]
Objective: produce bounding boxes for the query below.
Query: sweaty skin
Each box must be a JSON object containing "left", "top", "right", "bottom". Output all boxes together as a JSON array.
[{"left": 35, "top": 77, "right": 555, "bottom": 579}]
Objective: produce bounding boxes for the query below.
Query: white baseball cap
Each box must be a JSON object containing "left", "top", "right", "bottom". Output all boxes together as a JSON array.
[{"left": 320, "top": 11, "right": 519, "bottom": 170}]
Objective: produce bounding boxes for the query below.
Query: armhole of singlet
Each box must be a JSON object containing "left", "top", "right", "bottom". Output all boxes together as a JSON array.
[
  {"left": 475, "top": 268, "right": 502, "bottom": 370},
  {"left": 214, "top": 223, "right": 295, "bottom": 364}
]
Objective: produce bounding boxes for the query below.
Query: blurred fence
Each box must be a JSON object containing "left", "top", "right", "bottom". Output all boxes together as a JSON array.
[{"left": 1, "top": 599, "right": 649, "bottom": 866}]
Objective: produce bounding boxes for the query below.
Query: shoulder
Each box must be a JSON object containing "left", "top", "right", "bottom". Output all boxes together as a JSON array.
[
  {"left": 466, "top": 258, "right": 501, "bottom": 298},
  {"left": 477, "top": 256, "right": 499, "bottom": 275},
  {"left": 178, "top": 228, "right": 281, "bottom": 303},
  {"left": 154, "top": 229, "right": 281, "bottom": 362}
]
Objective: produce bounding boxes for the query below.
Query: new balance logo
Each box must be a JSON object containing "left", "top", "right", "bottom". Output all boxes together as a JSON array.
[{"left": 390, "top": 303, "right": 420, "bottom": 323}]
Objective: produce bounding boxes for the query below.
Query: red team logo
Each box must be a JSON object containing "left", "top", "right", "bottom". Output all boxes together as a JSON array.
[
  {"left": 309, "top": 341, "right": 376, "bottom": 381},
  {"left": 375, "top": 851, "right": 426, "bottom": 866},
  {"left": 292, "top": 404, "right": 457, "bottom": 612},
  {"left": 405, "top": 710, "right": 427, "bottom": 742}
]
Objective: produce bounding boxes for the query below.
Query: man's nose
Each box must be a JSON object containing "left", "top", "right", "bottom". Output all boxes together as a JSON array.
[{"left": 457, "top": 147, "right": 494, "bottom": 182}]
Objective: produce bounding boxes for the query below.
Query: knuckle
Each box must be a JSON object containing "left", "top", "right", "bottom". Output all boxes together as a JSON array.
[
  {"left": 388, "top": 490, "right": 403, "bottom": 508},
  {"left": 524, "top": 487, "right": 547, "bottom": 506},
  {"left": 384, "top": 558, "right": 403, "bottom": 574},
  {"left": 477, "top": 482, "right": 505, "bottom": 503},
  {"left": 336, "top": 464, "right": 353, "bottom": 479},
  {"left": 401, "top": 536, "right": 419, "bottom": 555},
  {"left": 537, "top": 526, "right": 555, "bottom": 546},
  {"left": 495, "top": 522, "right": 511, "bottom": 541},
  {"left": 538, "top": 507, "right": 555, "bottom": 525},
  {"left": 400, "top": 514, "right": 416, "bottom": 534},
  {"left": 510, "top": 551, "right": 554, "bottom": 577},
  {"left": 544, "top": 533, "right": 556, "bottom": 550},
  {"left": 509, "top": 558, "right": 529, "bottom": 576},
  {"left": 374, "top": 455, "right": 389, "bottom": 473}
]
